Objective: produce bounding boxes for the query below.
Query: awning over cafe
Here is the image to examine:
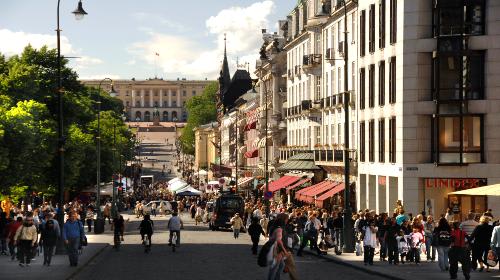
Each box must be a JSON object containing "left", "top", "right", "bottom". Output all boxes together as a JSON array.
[
  {"left": 268, "top": 176, "right": 301, "bottom": 193},
  {"left": 244, "top": 149, "right": 258, "bottom": 158},
  {"left": 448, "top": 183, "right": 500, "bottom": 196},
  {"left": 315, "top": 183, "right": 345, "bottom": 208},
  {"left": 299, "top": 181, "right": 338, "bottom": 203},
  {"left": 286, "top": 178, "right": 311, "bottom": 192}
]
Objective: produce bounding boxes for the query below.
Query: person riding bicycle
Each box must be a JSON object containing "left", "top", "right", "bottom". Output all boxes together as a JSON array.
[
  {"left": 167, "top": 212, "right": 183, "bottom": 246},
  {"left": 139, "top": 214, "right": 154, "bottom": 247}
]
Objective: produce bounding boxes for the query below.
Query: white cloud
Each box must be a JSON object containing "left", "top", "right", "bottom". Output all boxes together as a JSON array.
[
  {"left": 128, "top": 1, "right": 276, "bottom": 79},
  {"left": 0, "top": 28, "right": 103, "bottom": 70},
  {"left": 132, "top": 12, "right": 188, "bottom": 33}
]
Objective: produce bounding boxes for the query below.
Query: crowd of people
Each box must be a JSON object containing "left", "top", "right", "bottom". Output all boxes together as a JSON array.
[
  {"left": 233, "top": 199, "right": 500, "bottom": 280},
  {"left": 0, "top": 199, "right": 88, "bottom": 268}
]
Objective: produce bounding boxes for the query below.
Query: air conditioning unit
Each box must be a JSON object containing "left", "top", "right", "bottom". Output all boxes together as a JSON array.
[{"left": 338, "top": 41, "right": 345, "bottom": 57}]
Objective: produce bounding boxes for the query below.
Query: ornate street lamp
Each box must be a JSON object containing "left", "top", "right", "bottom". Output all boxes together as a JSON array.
[{"left": 71, "top": 0, "right": 88, "bottom": 20}]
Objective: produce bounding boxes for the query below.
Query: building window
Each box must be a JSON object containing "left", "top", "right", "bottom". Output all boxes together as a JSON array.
[
  {"left": 389, "top": 56, "right": 396, "bottom": 104},
  {"left": 369, "top": 120, "right": 375, "bottom": 162},
  {"left": 337, "top": 67, "right": 342, "bottom": 95},
  {"left": 325, "top": 72, "right": 329, "bottom": 98},
  {"left": 331, "top": 124, "right": 335, "bottom": 144},
  {"left": 432, "top": 1, "right": 485, "bottom": 37},
  {"left": 432, "top": 51, "right": 484, "bottom": 101},
  {"left": 172, "top": 101, "right": 177, "bottom": 107},
  {"left": 315, "top": 127, "right": 321, "bottom": 145},
  {"left": 164, "top": 91, "right": 167, "bottom": 96},
  {"left": 136, "top": 101, "right": 140, "bottom": 107},
  {"left": 126, "top": 91, "right": 129, "bottom": 96},
  {"left": 389, "top": 116, "right": 396, "bottom": 163},
  {"left": 379, "top": 60, "right": 385, "bottom": 106},
  {"left": 433, "top": 115, "right": 483, "bottom": 164},
  {"left": 126, "top": 101, "right": 130, "bottom": 107},
  {"left": 360, "top": 10, "right": 366, "bottom": 56},
  {"left": 315, "top": 76, "right": 321, "bottom": 100},
  {"left": 154, "top": 101, "right": 159, "bottom": 107},
  {"left": 145, "top": 92, "right": 149, "bottom": 97},
  {"left": 360, "top": 68, "right": 366, "bottom": 110},
  {"left": 351, "top": 61, "right": 356, "bottom": 91},
  {"left": 369, "top": 4, "right": 375, "bottom": 53},
  {"left": 172, "top": 91, "right": 177, "bottom": 96},
  {"left": 379, "top": 0, "right": 386, "bottom": 48},
  {"left": 389, "top": 0, "right": 397, "bottom": 44},
  {"left": 164, "top": 101, "right": 168, "bottom": 107},
  {"left": 351, "top": 11, "right": 356, "bottom": 44},
  {"left": 183, "top": 90, "right": 187, "bottom": 97},
  {"left": 154, "top": 90, "right": 158, "bottom": 97},
  {"left": 369, "top": 64, "right": 375, "bottom": 108},
  {"left": 360, "top": 122, "right": 366, "bottom": 162},
  {"left": 379, "top": 119, "right": 385, "bottom": 162},
  {"left": 338, "top": 123, "right": 343, "bottom": 146},
  {"left": 192, "top": 90, "right": 196, "bottom": 96}
]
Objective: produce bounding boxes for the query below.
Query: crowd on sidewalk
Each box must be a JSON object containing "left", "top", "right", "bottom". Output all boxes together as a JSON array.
[
  {"left": 235, "top": 198, "right": 500, "bottom": 280},
  {"left": 0, "top": 198, "right": 91, "bottom": 268}
]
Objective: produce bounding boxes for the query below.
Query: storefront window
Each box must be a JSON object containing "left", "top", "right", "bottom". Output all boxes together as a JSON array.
[{"left": 436, "top": 115, "right": 482, "bottom": 164}]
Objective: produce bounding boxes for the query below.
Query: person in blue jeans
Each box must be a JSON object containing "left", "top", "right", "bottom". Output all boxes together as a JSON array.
[
  {"left": 63, "top": 211, "right": 85, "bottom": 267},
  {"left": 491, "top": 223, "right": 500, "bottom": 270}
]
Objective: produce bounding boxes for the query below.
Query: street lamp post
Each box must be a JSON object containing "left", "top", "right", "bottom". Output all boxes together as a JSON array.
[
  {"left": 55, "top": 0, "right": 87, "bottom": 250},
  {"left": 95, "top": 78, "right": 117, "bottom": 234}
]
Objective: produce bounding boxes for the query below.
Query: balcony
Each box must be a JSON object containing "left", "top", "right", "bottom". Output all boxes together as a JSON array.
[
  {"left": 285, "top": 105, "right": 303, "bottom": 118},
  {"left": 302, "top": 54, "right": 322, "bottom": 75},
  {"left": 301, "top": 100, "right": 312, "bottom": 111},
  {"left": 279, "top": 146, "right": 357, "bottom": 165}
]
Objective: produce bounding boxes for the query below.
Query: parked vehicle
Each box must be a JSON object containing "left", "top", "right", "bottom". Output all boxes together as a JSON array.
[
  {"left": 143, "top": 200, "right": 172, "bottom": 215},
  {"left": 209, "top": 193, "right": 244, "bottom": 231}
]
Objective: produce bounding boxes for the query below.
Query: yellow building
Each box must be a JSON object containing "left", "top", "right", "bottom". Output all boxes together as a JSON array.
[
  {"left": 81, "top": 78, "right": 213, "bottom": 122},
  {"left": 194, "top": 122, "right": 219, "bottom": 181}
]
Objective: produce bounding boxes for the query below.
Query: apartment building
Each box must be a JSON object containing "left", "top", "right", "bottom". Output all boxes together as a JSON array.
[
  {"left": 357, "top": 0, "right": 500, "bottom": 218},
  {"left": 81, "top": 78, "right": 212, "bottom": 122}
]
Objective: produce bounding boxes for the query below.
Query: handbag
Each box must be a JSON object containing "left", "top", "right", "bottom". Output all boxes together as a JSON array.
[
  {"left": 487, "top": 250, "right": 498, "bottom": 267},
  {"left": 80, "top": 235, "right": 88, "bottom": 247}
]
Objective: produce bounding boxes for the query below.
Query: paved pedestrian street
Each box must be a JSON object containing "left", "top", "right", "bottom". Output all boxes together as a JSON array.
[{"left": 72, "top": 213, "right": 385, "bottom": 280}]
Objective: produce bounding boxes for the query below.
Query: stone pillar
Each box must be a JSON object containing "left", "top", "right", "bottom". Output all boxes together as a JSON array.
[
  {"left": 140, "top": 89, "right": 145, "bottom": 107},
  {"left": 160, "top": 89, "right": 163, "bottom": 107},
  {"left": 150, "top": 89, "right": 153, "bottom": 107},
  {"left": 132, "top": 89, "right": 136, "bottom": 106},
  {"left": 177, "top": 88, "right": 181, "bottom": 107},
  {"left": 168, "top": 89, "right": 172, "bottom": 107}
]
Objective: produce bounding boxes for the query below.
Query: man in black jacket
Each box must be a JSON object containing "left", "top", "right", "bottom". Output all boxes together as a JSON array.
[{"left": 248, "top": 217, "right": 265, "bottom": 255}]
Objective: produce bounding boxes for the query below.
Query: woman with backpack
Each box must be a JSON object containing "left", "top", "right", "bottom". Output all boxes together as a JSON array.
[
  {"left": 434, "top": 217, "right": 452, "bottom": 272},
  {"left": 266, "top": 215, "right": 291, "bottom": 280}
]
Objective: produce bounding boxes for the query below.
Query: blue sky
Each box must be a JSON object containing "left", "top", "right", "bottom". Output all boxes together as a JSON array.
[{"left": 0, "top": 0, "right": 296, "bottom": 80}]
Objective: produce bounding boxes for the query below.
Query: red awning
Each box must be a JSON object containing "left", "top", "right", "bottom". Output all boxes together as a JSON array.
[
  {"left": 268, "top": 176, "right": 301, "bottom": 193},
  {"left": 295, "top": 181, "right": 336, "bottom": 203},
  {"left": 315, "top": 183, "right": 345, "bottom": 208},
  {"left": 286, "top": 178, "right": 311, "bottom": 192},
  {"left": 295, "top": 181, "right": 329, "bottom": 197},
  {"left": 244, "top": 149, "right": 258, "bottom": 158},
  {"left": 244, "top": 121, "right": 257, "bottom": 131}
]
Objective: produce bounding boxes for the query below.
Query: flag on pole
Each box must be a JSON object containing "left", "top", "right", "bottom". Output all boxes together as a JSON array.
[{"left": 155, "top": 52, "right": 159, "bottom": 56}]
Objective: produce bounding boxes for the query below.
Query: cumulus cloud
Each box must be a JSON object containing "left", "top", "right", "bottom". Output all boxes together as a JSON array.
[
  {"left": 129, "top": 1, "right": 276, "bottom": 80},
  {"left": 0, "top": 28, "right": 103, "bottom": 70}
]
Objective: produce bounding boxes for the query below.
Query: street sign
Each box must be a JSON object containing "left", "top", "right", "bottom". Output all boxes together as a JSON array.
[{"left": 264, "top": 191, "right": 273, "bottom": 200}]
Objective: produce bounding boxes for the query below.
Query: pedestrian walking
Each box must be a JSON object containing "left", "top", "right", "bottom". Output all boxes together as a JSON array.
[
  {"left": 248, "top": 217, "right": 265, "bottom": 255},
  {"left": 14, "top": 215, "right": 37, "bottom": 267},
  {"left": 409, "top": 226, "right": 424, "bottom": 265},
  {"left": 62, "top": 211, "right": 86, "bottom": 267},
  {"left": 85, "top": 208, "right": 94, "bottom": 233},
  {"left": 385, "top": 217, "right": 401, "bottom": 265},
  {"left": 449, "top": 221, "right": 471, "bottom": 280},
  {"left": 40, "top": 219, "right": 58, "bottom": 266},
  {"left": 7, "top": 217, "right": 23, "bottom": 260},
  {"left": 490, "top": 222, "right": 500, "bottom": 271},
  {"left": 267, "top": 217, "right": 290, "bottom": 280},
  {"left": 0, "top": 212, "right": 8, "bottom": 255},
  {"left": 434, "top": 217, "right": 452, "bottom": 272},
  {"left": 423, "top": 215, "right": 436, "bottom": 261},
  {"left": 362, "top": 218, "right": 378, "bottom": 265},
  {"left": 297, "top": 214, "right": 321, "bottom": 256},
  {"left": 470, "top": 216, "right": 494, "bottom": 271},
  {"left": 230, "top": 213, "right": 243, "bottom": 239}
]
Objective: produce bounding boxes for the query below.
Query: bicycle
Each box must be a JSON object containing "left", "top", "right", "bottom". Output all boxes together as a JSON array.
[
  {"left": 171, "top": 232, "right": 177, "bottom": 252},
  {"left": 113, "top": 232, "right": 121, "bottom": 251},
  {"left": 143, "top": 235, "right": 151, "bottom": 253}
]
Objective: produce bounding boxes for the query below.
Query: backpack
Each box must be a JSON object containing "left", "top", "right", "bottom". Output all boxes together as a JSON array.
[
  {"left": 438, "top": 230, "right": 452, "bottom": 246},
  {"left": 257, "top": 240, "right": 275, "bottom": 267}
]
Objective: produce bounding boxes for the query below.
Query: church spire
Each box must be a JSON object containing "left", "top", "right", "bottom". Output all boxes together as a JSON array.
[{"left": 219, "top": 33, "right": 231, "bottom": 99}]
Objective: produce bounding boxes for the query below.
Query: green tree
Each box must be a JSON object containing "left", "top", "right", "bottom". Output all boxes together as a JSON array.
[
  {"left": 179, "top": 81, "right": 218, "bottom": 154},
  {"left": 0, "top": 45, "right": 135, "bottom": 197}
]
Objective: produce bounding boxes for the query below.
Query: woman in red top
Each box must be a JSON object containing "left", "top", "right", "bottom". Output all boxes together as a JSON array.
[{"left": 449, "top": 222, "right": 471, "bottom": 280}]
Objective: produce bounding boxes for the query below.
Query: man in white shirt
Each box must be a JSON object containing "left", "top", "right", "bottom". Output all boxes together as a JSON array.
[
  {"left": 167, "top": 212, "right": 183, "bottom": 246},
  {"left": 460, "top": 212, "right": 479, "bottom": 236}
]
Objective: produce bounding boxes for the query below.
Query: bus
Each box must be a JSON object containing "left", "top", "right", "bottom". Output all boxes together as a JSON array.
[{"left": 208, "top": 192, "right": 244, "bottom": 231}]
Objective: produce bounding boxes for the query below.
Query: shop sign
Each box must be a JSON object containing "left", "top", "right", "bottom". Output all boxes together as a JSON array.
[{"left": 424, "top": 178, "right": 487, "bottom": 190}]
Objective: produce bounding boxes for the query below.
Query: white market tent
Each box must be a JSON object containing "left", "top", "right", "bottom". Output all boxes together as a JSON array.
[
  {"left": 167, "top": 180, "right": 188, "bottom": 192},
  {"left": 175, "top": 185, "right": 202, "bottom": 195},
  {"left": 168, "top": 177, "right": 183, "bottom": 185},
  {"left": 194, "top": 169, "right": 208, "bottom": 176},
  {"left": 449, "top": 184, "right": 500, "bottom": 196}
]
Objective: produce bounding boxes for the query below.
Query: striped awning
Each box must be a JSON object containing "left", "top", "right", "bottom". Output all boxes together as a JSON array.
[
  {"left": 237, "top": 177, "right": 254, "bottom": 186},
  {"left": 258, "top": 136, "right": 273, "bottom": 148},
  {"left": 268, "top": 176, "right": 301, "bottom": 193}
]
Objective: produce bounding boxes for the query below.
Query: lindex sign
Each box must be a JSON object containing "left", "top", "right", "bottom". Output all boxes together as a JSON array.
[{"left": 424, "top": 178, "right": 487, "bottom": 190}]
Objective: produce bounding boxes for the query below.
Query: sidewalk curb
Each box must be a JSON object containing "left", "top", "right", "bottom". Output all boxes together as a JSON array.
[
  {"left": 66, "top": 244, "right": 109, "bottom": 280},
  {"left": 303, "top": 249, "right": 403, "bottom": 280}
]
